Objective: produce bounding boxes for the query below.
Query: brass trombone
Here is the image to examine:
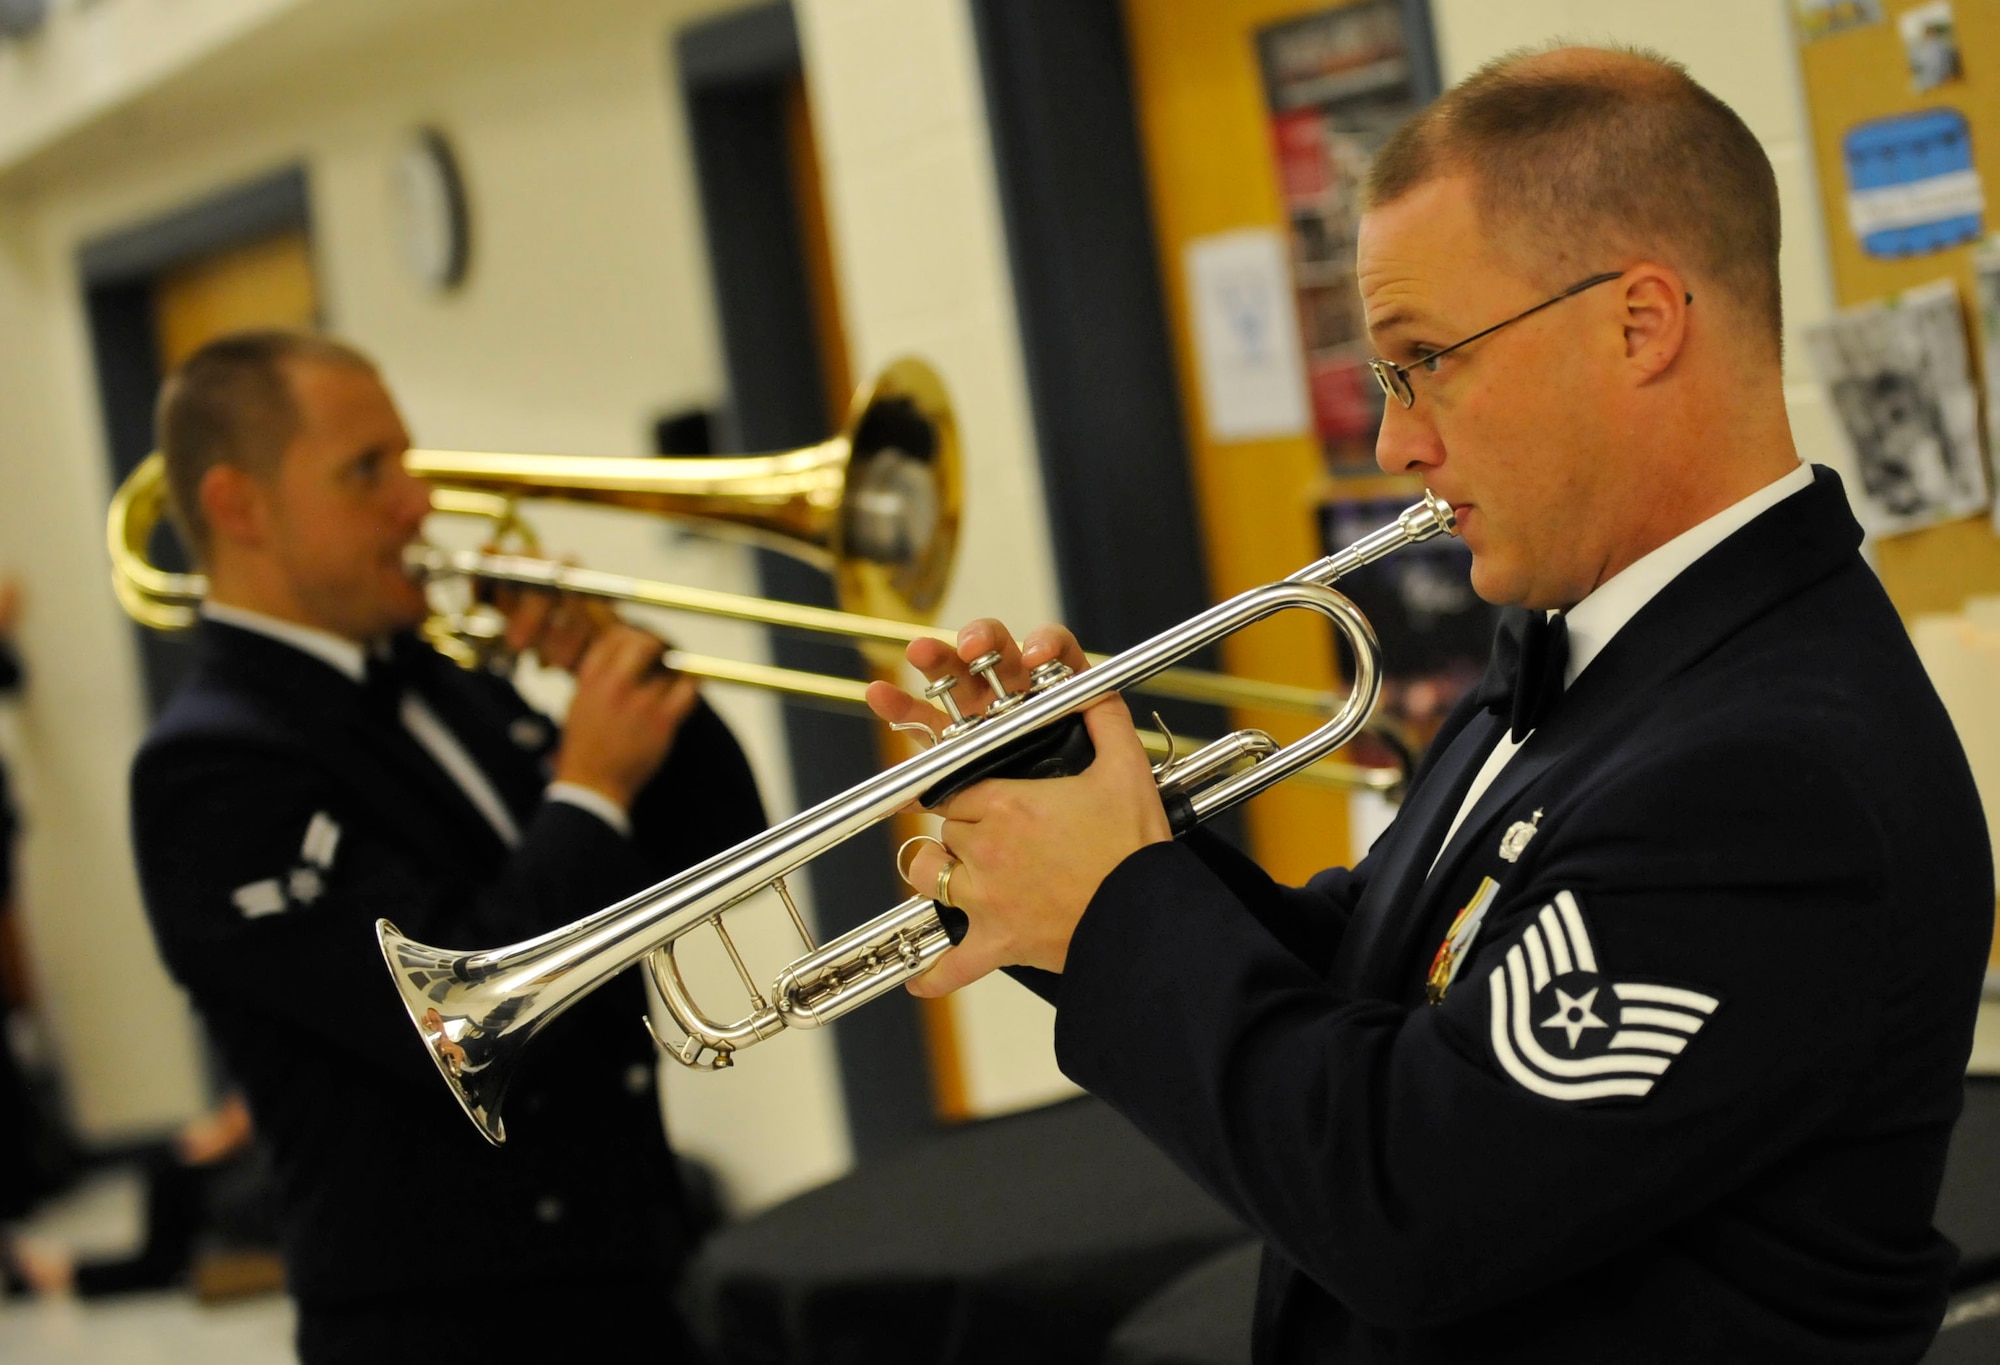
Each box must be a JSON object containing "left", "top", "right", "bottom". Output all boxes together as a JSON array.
[
  {"left": 379, "top": 494, "right": 1458, "bottom": 1144},
  {"left": 110, "top": 357, "right": 959, "bottom": 642},
  {"left": 107, "top": 358, "right": 1407, "bottom": 793}
]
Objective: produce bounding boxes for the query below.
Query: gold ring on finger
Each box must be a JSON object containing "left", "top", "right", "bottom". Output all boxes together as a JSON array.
[{"left": 934, "top": 857, "right": 960, "bottom": 909}]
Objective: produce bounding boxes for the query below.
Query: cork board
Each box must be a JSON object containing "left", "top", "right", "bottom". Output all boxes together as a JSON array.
[{"left": 1795, "top": 2, "right": 2000, "bottom": 618}]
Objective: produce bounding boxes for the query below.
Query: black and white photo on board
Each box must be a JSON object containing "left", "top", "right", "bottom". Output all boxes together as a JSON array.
[{"left": 1804, "top": 278, "right": 1990, "bottom": 536}]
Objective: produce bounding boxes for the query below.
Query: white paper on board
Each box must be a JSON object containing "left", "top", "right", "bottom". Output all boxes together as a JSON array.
[
  {"left": 1802, "top": 278, "right": 1991, "bottom": 537},
  {"left": 1974, "top": 242, "right": 2000, "bottom": 534},
  {"left": 1184, "top": 228, "right": 1312, "bottom": 443}
]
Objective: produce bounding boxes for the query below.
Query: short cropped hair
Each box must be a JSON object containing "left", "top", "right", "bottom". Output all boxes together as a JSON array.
[
  {"left": 155, "top": 330, "right": 377, "bottom": 561},
  {"left": 1366, "top": 45, "right": 1782, "bottom": 356}
]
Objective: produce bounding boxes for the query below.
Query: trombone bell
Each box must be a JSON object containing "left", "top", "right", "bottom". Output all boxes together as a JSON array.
[{"left": 403, "top": 357, "right": 959, "bottom": 631}]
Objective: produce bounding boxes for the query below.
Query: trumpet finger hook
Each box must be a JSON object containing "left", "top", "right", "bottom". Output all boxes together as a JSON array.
[{"left": 896, "top": 834, "right": 949, "bottom": 889}]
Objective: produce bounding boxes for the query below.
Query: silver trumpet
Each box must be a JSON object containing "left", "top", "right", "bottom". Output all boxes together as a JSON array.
[{"left": 377, "top": 494, "right": 1457, "bottom": 1144}]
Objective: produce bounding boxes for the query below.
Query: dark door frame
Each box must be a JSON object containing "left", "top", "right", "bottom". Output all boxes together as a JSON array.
[
  {"left": 78, "top": 165, "right": 315, "bottom": 717},
  {"left": 965, "top": 0, "right": 1440, "bottom": 841},
  {"left": 677, "top": 2, "right": 940, "bottom": 1163}
]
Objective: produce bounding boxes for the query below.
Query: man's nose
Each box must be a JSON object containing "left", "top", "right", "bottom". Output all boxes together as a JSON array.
[
  {"left": 1374, "top": 399, "right": 1443, "bottom": 476},
  {"left": 390, "top": 460, "right": 432, "bottom": 528}
]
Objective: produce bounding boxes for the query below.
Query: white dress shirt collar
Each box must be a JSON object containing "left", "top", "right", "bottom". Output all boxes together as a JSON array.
[
  {"left": 1562, "top": 462, "right": 1814, "bottom": 687},
  {"left": 201, "top": 601, "right": 370, "bottom": 682}
]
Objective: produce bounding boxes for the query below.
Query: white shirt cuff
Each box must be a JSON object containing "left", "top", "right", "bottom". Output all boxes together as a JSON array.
[{"left": 545, "top": 782, "right": 632, "bottom": 838}]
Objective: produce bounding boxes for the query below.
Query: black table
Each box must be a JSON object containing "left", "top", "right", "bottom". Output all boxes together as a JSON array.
[
  {"left": 1104, "top": 1241, "right": 1259, "bottom": 1365},
  {"left": 1936, "top": 1075, "right": 2000, "bottom": 1283},
  {"left": 687, "top": 1096, "right": 1247, "bottom": 1365}
]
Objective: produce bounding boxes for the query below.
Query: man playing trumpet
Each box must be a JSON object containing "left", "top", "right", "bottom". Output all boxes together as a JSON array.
[{"left": 872, "top": 46, "right": 1992, "bottom": 1364}]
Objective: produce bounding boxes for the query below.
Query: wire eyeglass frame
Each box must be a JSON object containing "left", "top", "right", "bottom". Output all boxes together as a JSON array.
[{"left": 1366, "top": 270, "right": 1642, "bottom": 410}]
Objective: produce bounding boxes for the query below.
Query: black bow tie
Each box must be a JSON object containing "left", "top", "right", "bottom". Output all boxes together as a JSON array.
[{"left": 1472, "top": 608, "right": 1570, "bottom": 744}]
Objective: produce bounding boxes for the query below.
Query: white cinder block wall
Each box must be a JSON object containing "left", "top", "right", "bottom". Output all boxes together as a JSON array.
[
  {"left": 0, "top": 195, "right": 212, "bottom": 1140},
  {"left": 797, "top": 0, "right": 1081, "bottom": 1118}
]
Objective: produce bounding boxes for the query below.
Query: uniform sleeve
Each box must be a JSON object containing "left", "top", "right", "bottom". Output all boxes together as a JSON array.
[
  {"left": 995, "top": 816, "right": 1372, "bottom": 1010},
  {"left": 1181, "top": 827, "right": 1369, "bottom": 973},
  {"left": 1180, "top": 692, "right": 1479, "bottom": 972},
  {"left": 1053, "top": 734, "right": 1888, "bottom": 1328},
  {"left": 132, "top": 737, "right": 669, "bottom": 1091}
]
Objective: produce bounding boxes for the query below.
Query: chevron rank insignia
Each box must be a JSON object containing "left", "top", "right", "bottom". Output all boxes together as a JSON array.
[{"left": 1486, "top": 891, "right": 1720, "bottom": 1103}]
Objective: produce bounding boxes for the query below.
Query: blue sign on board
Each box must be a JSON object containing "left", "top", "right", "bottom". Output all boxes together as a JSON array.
[{"left": 1841, "top": 108, "right": 1983, "bottom": 258}]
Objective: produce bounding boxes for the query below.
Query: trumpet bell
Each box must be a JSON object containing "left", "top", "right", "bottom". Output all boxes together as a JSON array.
[{"left": 376, "top": 920, "right": 519, "bottom": 1146}]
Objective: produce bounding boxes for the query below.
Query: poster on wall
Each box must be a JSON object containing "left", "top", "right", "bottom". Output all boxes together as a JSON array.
[
  {"left": 1974, "top": 243, "right": 2000, "bottom": 533},
  {"left": 1184, "top": 228, "right": 1314, "bottom": 442},
  {"left": 1256, "top": 5, "right": 1493, "bottom": 745},
  {"left": 1898, "top": 1, "right": 1962, "bottom": 93},
  {"left": 1256, "top": 1, "right": 1423, "bottom": 473},
  {"left": 1804, "top": 279, "right": 1991, "bottom": 537}
]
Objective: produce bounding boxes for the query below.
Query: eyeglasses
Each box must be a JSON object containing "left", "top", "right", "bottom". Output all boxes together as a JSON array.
[{"left": 1367, "top": 270, "right": 1629, "bottom": 409}]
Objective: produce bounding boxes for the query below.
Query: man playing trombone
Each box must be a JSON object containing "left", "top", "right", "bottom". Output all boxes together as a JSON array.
[
  {"left": 872, "top": 46, "right": 1992, "bottom": 1364},
  {"left": 129, "top": 331, "right": 764, "bottom": 1363}
]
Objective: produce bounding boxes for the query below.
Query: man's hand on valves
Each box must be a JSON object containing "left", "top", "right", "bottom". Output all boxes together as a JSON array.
[{"left": 864, "top": 618, "right": 1171, "bottom": 998}]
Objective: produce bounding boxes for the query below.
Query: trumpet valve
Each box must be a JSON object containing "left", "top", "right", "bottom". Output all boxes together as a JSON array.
[
  {"left": 1029, "top": 660, "right": 1073, "bottom": 691},
  {"left": 968, "top": 649, "right": 1029, "bottom": 717},
  {"left": 923, "top": 673, "right": 966, "bottom": 724}
]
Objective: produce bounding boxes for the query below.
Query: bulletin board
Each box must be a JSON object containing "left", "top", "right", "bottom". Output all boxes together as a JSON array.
[{"left": 1795, "top": 1, "right": 2000, "bottom": 618}]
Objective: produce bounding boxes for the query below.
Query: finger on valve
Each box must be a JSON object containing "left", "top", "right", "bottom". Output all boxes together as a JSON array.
[
  {"left": 1021, "top": 623, "right": 1089, "bottom": 675},
  {"left": 951, "top": 618, "right": 1032, "bottom": 705}
]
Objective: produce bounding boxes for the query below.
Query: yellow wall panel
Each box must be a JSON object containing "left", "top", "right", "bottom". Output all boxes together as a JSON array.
[
  {"left": 1123, "top": 0, "right": 1394, "bottom": 884},
  {"left": 153, "top": 230, "right": 320, "bottom": 370}
]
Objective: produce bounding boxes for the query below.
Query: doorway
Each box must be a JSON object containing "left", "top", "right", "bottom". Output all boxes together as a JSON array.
[{"left": 80, "top": 167, "right": 319, "bottom": 716}]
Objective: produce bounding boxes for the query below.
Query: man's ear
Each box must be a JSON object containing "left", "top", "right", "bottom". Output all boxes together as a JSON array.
[
  {"left": 200, "top": 463, "right": 270, "bottom": 550},
  {"left": 1620, "top": 265, "right": 1691, "bottom": 381}
]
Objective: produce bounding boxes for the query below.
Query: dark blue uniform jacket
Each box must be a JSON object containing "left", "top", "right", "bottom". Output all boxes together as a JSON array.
[
  {"left": 131, "top": 621, "right": 765, "bottom": 1306},
  {"left": 1055, "top": 469, "right": 1993, "bottom": 1363}
]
